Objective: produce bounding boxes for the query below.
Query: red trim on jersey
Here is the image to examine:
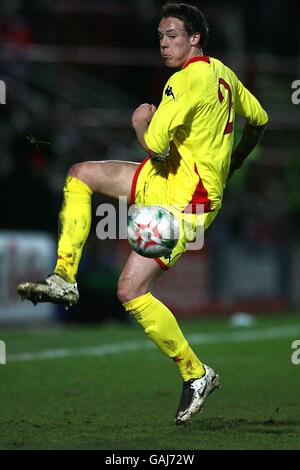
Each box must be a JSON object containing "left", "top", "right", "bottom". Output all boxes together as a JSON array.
[
  {"left": 182, "top": 55, "right": 210, "bottom": 69},
  {"left": 225, "top": 122, "right": 233, "bottom": 134},
  {"left": 186, "top": 163, "right": 212, "bottom": 213},
  {"left": 130, "top": 157, "right": 151, "bottom": 205},
  {"left": 154, "top": 257, "right": 169, "bottom": 271}
]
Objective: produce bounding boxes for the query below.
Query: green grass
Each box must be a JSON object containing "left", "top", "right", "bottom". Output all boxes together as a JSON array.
[{"left": 0, "top": 313, "right": 300, "bottom": 450}]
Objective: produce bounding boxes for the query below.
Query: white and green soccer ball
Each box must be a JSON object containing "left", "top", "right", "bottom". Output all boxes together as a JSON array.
[{"left": 127, "top": 205, "right": 180, "bottom": 258}]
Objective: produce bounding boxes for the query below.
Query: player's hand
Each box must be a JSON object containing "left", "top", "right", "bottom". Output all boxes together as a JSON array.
[{"left": 132, "top": 103, "right": 157, "bottom": 127}]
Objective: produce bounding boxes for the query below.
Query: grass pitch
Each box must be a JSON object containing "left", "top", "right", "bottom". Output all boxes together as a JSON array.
[{"left": 0, "top": 312, "right": 299, "bottom": 450}]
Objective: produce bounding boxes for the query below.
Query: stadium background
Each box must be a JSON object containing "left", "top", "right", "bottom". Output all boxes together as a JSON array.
[
  {"left": 0, "top": 0, "right": 299, "bottom": 322},
  {"left": 0, "top": 0, "right": 299, "bottom": 451}
]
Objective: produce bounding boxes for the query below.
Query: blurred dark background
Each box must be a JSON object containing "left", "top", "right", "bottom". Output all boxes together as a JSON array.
[{"left": 0, "top": 0, "right": 299, "bottom": 323}]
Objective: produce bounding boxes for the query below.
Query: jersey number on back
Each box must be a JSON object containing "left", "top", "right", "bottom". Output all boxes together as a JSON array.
[{"left": 218, "top": 78, "right": 233, "bottom": 135}]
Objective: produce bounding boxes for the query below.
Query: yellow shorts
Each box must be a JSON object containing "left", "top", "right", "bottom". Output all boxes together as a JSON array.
[{"left": 130, "top": 157, "right": 219, "bottom": 270}]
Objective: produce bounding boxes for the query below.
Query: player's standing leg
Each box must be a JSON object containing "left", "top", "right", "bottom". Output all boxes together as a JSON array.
[{"left": 118, "top": 251, "right": 220, "bottom": 425}]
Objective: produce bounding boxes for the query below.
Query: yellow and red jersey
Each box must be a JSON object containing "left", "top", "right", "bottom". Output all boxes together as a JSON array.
[{"left": 143, "top": 56, "right": 268, "bottom": 213}]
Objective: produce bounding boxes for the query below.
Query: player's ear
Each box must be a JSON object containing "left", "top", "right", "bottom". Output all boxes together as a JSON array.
[{"left": 191, "top": 32, "right": 201, "bottom": 47}]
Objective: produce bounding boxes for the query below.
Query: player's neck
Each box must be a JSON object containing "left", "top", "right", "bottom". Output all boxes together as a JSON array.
[{"left": 182, "top": 48, "right": 204, "bottom": 68}]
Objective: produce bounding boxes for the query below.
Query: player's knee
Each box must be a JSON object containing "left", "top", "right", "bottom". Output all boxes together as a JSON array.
[
  {"left": 117, "top": 281, "right": 134, "bottom": 304},
  {"left": 68, "top": 163, "right": 93, "bottom": 186},
  {"left": 117, "top": 278, "right": 144, "bottom": 305}
]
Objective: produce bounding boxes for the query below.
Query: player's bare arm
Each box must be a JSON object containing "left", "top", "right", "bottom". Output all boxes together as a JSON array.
[
  {"left": 228, "top": 122, "right": 268, "bottom": 179},
  {"left": 132, "top": 103, "right": 157, "bottom": 154}
]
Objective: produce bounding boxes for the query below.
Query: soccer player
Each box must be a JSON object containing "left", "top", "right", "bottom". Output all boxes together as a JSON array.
[{"left": 17, "top": 3, "right": 268, "bottom": 425}]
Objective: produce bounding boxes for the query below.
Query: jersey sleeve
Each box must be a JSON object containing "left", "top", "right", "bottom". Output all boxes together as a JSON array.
[
  {"left": 144, "top": 71, "right": 193, "bottom": 157},
  {"left": 235, "top": 78, "right": 269, "bottom": 126}
]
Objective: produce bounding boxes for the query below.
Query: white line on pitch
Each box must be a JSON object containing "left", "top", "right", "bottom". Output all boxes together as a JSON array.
[{"left": 7, "top": 324, "right": 300, "bottom": 362}]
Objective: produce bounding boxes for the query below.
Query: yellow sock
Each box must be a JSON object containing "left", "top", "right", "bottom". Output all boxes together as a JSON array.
[
  {"left": 54, "top": 175, "right": 93, "bottom": 283},
  {"left": 123, "top": 292, "right": 205, "bottom": 381}
]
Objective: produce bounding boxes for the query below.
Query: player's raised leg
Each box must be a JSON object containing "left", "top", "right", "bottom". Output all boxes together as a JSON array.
[
  {"left": 54, "top": 161, "right": 139, "bottom": 283},
  {"left": 118, "top": 252, "right": 220, "bottom": 425},
  {"left": 17, "top": 160, "right": 139, "bottom": 308}
]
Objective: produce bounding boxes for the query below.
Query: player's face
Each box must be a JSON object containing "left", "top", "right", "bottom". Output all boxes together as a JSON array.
[{"left": 158, "top": 17, "right": 199, "bottom": 68}]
